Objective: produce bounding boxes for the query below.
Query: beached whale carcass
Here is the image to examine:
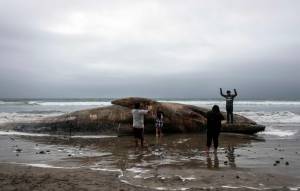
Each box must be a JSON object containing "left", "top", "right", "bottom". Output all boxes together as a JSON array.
[{"left": 12, "top": 97, "right": 265, "bottom": 135}]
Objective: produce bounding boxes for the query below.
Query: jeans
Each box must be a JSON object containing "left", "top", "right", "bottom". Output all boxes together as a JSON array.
[
  {"left": 227, "top": 111, "right": 234, "bottom": 123},
  {"left": 226, "top": 106, "right": 234, "bottom": 123}
]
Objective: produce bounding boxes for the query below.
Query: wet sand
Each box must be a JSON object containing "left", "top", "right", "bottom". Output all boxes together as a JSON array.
[
  {"left": 0, "top": 163, "right": 298, "bottom": 191},
  {"left": 0, "top": 132, "right": 300, "bottom": 190}
]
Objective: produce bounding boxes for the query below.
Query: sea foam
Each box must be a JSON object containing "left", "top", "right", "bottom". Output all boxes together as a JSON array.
[
  {"left": 0, "top": 131, "right": 117, "bottom": 138},
  {"left": 237, "top": 111, "right": 300, "bottom": 124}
]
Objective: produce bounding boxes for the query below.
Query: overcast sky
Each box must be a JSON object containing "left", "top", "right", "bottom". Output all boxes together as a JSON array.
[{"left": 0, "top": 0, "right": 299, "bottom": 99}]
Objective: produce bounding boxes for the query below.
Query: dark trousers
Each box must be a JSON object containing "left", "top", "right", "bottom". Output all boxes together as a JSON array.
[
  {"left": 227, "top": 111, "right": 234, "bottom": 123},
  {"left": 226, "top": 106, "right": 234, "bottom": 123},
  {"left": 133, "top": 128, "right": 144, "bottom": 146},
  {"left": 207, "top": 131, "right": 219, "bottom": 149}
]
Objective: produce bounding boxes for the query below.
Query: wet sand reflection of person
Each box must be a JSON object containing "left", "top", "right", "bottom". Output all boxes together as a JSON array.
[
  {"left": 226, "top": 146, "right": 236, "bottom": 168},
  {"left": 206, "top": 153, "right": 220, "bottom": 169}
]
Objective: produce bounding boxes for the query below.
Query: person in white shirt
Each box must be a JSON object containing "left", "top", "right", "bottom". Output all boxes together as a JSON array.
[{"left": 131, "top": 103, "right": 149, "bottom": 148}]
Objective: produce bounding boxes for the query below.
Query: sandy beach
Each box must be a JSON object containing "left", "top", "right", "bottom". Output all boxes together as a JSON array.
[
  {"left": 0, "top": 162, "right": 298, "bottom": 191},
  {"left": 0, "top": 132, "right": 300, "bottom": 190}
]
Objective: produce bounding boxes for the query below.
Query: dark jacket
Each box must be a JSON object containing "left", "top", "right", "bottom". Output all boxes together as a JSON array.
[
  {"left": 220, "top": 89, "right": 238, "bottom": 111},
  {"left": 206, "top": 111, "right": 225, "bottom": 133}
]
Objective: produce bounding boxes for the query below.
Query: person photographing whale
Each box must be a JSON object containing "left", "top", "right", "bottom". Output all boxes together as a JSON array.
[
  {"left": 220, "top": 88, "right": 238, "bottom": 124},
  {"left": 131, "top": 103, "right": 152, "bottom": 148}
]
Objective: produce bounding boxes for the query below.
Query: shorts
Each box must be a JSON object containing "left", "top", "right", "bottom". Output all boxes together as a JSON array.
[{"left": 133, "top": 127, "right": 144, "bottom": 139}]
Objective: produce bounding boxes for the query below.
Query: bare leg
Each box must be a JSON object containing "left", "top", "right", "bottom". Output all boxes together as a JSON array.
[
  {"left": 158, "top": 128, "right": 162, "bottom": 138},
  {"left": 141, "top": 138, "right": 144, "bottom": 148},
  {"left": 141, "top": 129, "right": 144, "bottom": 148},
  {"left": 206, "top": 146, "right": 210, "bottom": 156},
  {"left": 214, "top": 147, "right": 218, "bottom": 154}
]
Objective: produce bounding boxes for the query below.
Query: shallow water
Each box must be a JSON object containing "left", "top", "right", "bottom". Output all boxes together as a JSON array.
[{"left": 1, "top": 132, "right": 300, "bottom": 190}]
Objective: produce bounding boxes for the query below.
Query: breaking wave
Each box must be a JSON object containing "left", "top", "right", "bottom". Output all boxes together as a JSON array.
[
  {"left": 27, "top": 101, "right": 112, "bottom": 106},
  {"left": 1, "top": 99, "right": 300, "bottom": 107},
  {"left": 238, "top": 111, "right": 300, "bottom": 124},
  {"left": 237, "top": 111, "right": 300, "bottom": 138},
  {"left": 164, "top": 100, "right": 300, "bottom": 107},
  {"left": 0, "top": 112, "right": 62, "bottom": 124},
  {"left": 0, "top": 131, "right": 117, "bottom": 138},
  {"left": 0, "top": 100, "right": 111, "bottom": 106},
  {"left": 259, "top": 126, "right": 297, "bottom": 137}
]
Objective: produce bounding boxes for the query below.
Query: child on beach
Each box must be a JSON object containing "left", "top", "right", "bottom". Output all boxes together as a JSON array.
[
  {"left": 131, "top": 103, "right": 149, "bottom": 148},
  {"left": 155, "top": 108, "right": 164, "bottom": 137}
]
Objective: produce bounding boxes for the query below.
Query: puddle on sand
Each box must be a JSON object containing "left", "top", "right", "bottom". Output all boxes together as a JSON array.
[
  {"left": 44, "top": 133, "right": 261, "bottom": 190},
  {"left": 2, "top": 132, "right": 289, "bottom": 190}
]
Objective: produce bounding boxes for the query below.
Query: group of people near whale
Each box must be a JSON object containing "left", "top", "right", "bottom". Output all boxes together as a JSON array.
[{"left": 131, "top": 88, "right": 238, "bottom": 154}]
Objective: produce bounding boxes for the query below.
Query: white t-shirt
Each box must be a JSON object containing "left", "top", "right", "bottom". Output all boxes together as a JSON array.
[{"left": 131, "top": 109, "right": 148, "bottom": 128}]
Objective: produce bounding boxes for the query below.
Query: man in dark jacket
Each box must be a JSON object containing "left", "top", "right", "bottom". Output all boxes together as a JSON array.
[
  {"left": 220, "top": 88, "right": 238, "bottom": 123},
  {"left": 206, "top": 105, "right": 225, "bottom": 154}
]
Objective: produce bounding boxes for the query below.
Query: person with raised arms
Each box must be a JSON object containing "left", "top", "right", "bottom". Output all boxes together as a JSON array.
[
  {"left": 220, "top": 88, "right": 238, "bottom": 124},
  {"left": 131, "top": 102, "right": 150, "bottom": 148}
]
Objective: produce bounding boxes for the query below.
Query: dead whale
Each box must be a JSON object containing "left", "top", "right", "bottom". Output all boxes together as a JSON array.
[{"left": 9, "top": 97, "right": 265, "bottom": 135}]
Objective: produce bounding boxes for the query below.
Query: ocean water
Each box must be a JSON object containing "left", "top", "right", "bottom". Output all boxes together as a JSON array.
[{"left": 1, "top": 98, "right": 300, "bottom": 140}]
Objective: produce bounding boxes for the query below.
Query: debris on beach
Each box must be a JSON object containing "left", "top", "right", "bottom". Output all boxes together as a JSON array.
[{"left": 285, "top": 162, "right": 289, "bottom": 166}]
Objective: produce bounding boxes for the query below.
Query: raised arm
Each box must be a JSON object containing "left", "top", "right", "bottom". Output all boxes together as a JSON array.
[
  {"left": 140, "top": 109, "right": 149, "bottom": 115},
  {"left": 139, "top": 105, "right": 152, "bottom": 115},
  {"left": 234, "top": 89, "right": 238, "bottom": 97},
  {"left": 220, "top": 88, "right": 226, "bottom": 97}
]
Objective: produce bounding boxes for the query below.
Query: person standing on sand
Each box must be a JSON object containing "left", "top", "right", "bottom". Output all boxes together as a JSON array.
[
  {"left": 206, "top": 105, "right": 225, "bottom": 154},
  {"left": 132, "top": 103, "right": 149, "bottom": 148},
  {"left": 220, "top": 88, "right": 238, "bottom": 123},
  {"left": 155, "top": 108, "right": 164, "bottom": 138}
]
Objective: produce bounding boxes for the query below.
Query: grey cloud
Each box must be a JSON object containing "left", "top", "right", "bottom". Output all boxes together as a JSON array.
[{"left": 0, "top": 0, "right": 300, "bottom": 99}]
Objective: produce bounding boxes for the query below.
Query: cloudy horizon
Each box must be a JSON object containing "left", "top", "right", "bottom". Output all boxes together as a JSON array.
[{"left": 0, "top": 0, "right": 299, "bottom": 99}]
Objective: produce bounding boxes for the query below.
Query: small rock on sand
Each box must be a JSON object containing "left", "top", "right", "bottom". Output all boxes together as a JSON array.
[{"left": 285, "top": 162, "right": 289, "bottom": 166}]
